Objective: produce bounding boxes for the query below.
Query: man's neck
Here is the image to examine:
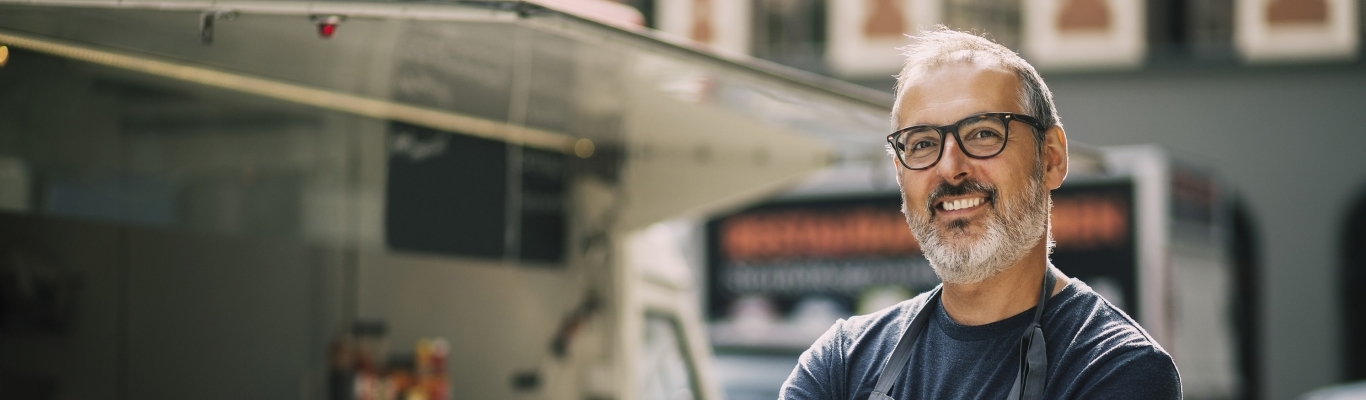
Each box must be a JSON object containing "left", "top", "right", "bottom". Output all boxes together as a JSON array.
[{"left": 939, "top": 239, "right": 1066, "bottom": 326}]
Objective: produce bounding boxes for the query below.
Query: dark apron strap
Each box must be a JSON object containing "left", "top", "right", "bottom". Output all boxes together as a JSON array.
[
  {"left": 868, "top": 287, "right": 941, "bottom": 400},
  {"left": 1008, "top": 267, "right": 1056, "bottom": 400}
]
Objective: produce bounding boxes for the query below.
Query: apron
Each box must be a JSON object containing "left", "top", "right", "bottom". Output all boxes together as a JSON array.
[{"left": 867, "top": 267, "right": 1056, "bottom": 400}]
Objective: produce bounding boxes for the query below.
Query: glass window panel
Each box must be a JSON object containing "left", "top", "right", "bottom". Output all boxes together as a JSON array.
[{"left": 639, "top": 314, "right": 699, "bottom": 400}]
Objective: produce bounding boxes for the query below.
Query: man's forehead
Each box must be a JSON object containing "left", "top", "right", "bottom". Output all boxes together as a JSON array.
[{"left": 894, "top": 63, "right": 1021, "bottom": 127}]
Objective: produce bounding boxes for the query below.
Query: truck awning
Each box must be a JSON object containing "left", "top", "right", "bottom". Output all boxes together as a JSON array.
[{"left": 0, "top": 0, "right": 893, "bottom": 229}]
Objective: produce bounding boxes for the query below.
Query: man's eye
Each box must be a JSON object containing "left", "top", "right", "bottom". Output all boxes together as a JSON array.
[
  {"left": 911, "top": 140, "right": 937, "bottom": 150},
  {"left": 969, "top": 129, "right": 1002, "bottom": 140}
]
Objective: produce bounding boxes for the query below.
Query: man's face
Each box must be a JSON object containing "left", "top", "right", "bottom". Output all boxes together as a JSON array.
[{"left": 893, "top": 63, "right": 1051, "bottom": 284}]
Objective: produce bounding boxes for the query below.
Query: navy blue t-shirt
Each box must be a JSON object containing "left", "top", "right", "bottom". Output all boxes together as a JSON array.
[{"left": 779, "top": 277, "right": 1181, "bottom": 399}]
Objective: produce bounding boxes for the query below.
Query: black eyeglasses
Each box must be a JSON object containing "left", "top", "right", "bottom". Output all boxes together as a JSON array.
[{"left": 887, "top": 112, "right": 1045, "bottom": 170}]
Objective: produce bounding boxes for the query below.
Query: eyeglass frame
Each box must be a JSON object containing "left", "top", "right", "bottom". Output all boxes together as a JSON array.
[{"left": 886, "top": 112, "right": 1047, "bottom": 171}]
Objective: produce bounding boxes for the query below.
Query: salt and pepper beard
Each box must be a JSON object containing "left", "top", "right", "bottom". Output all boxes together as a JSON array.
[{"left": 901, "top": 159, "right": 1050, "bottom": 285}]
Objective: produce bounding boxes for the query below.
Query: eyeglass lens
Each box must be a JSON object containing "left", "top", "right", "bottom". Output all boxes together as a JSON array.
[{"left": 896, "top": 115, "right": 1009, "bottom": 169}]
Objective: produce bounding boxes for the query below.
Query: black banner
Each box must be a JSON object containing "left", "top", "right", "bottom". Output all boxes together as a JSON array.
[{"left": 384, "top": 122, "right": 567, "bottom": 264}]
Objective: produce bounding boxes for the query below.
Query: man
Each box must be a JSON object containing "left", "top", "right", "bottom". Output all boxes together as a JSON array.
[{"left": 778, "top": 29, "right": 1181, "bottom": 399}]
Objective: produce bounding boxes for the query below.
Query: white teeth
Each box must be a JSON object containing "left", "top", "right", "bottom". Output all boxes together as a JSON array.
[{"left": 941, "top": 197, "right": 984, "bottom": 211}]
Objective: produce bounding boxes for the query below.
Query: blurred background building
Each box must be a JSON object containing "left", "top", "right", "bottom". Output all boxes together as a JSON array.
[
  {"left": 622, "top": 0, "right": 1366, "bottom": 399},
  {"left": 0, "top": 0, "right": 1364, "bottom": 399}
]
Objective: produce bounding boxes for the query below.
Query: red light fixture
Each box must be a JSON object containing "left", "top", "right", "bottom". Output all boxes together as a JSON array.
[
  {"left": 318, "top": 23, "right": 337, "bottom": 38},
  {"left": 309, "top": 15, "right": 345, "bottom": 39}
]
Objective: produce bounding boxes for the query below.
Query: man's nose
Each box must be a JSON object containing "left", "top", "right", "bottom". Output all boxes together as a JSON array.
[{"left": 935, "top": 133, "right": 971, "bottom": 183}]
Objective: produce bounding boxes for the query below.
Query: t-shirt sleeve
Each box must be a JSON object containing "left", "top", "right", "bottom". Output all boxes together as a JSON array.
[
  {"left": 1072, "top": 347, "right": 1183, "bottom": 400},
  {"left": 779, "top": 319, "right": 847, "bottom": 400}
]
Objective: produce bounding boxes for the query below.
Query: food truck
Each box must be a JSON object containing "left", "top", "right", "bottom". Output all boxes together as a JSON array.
[
  {"left": 0, "top": 1, "right": 1252, "bottom": 399},
  {"left": 0, "top": 1, "right": 894, "bottom": 399}
]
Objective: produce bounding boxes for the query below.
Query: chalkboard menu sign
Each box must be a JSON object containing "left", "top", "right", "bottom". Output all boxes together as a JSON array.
[{"left": 384, "top": 122, "right": 566, "bottom": 264}]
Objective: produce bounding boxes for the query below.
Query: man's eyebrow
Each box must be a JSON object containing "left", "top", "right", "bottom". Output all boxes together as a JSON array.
[{"left": 899, "top": 110, "right": 995, "bottom": 129}]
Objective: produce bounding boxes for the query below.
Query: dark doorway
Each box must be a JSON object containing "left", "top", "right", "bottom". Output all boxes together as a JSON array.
[
  {"left": 1342, "top": 188, "right": 1366, "bottom": 382},
  {"left": 1229, "top": 197, "right": 1261, "bottom": 400}
]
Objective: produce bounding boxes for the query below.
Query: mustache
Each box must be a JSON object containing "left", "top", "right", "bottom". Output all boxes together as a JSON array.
[{"left": 926, "top": 179, "right": 997, "bottom": 213}]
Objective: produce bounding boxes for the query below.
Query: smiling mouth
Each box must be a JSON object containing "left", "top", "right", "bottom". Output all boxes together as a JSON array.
[{"left": 938, "top": 196, "right": 988, "bottom": 211}]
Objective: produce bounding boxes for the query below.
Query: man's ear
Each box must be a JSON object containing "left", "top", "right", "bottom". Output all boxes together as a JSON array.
[
  {"left": 1042, "top": 125, "right": 1068, "bottom": 190},
  {"left": 890, "top": 152, "right": 904, "bottom": 185}
]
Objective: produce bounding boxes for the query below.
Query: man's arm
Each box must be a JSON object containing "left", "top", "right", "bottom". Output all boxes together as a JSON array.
[
  {"left": 778, "top": 319, "right": 847, "bottom": 400},
  {"left": 1071, "top": 347, "right": 1182, "bottom": 399}
]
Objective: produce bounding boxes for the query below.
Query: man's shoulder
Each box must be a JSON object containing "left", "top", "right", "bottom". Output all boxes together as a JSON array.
[
  {"left": 1048, "top": 280, "right": 1181, "bottom": 398},
  {"left": 1051, "top": 280, "right": 1169, "bottom": 355},
  {"left": 780, "top": 287, "right": 941, "bottom": 400},
  {"left": 799, "top": 286, "right": 942, "bottom": 369}
]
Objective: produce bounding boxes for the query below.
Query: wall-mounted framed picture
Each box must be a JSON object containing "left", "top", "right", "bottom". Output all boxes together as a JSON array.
[
  {"left": 1022, "top": 0, "right": 1146, "bottom": 70},
  {"left": 656, "top": 0, "right": 752, "bottom": 56},
  {"left": 1235, "top": 0, "right": 1358, "bottom": 62},
  {"left": 826, "top": 0, "right": 942, "bottom": 78}
]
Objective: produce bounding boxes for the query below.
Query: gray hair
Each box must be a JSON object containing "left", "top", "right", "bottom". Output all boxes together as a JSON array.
[{"left": 891, "top": 27, "right": 1061, "bottom": 143}]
